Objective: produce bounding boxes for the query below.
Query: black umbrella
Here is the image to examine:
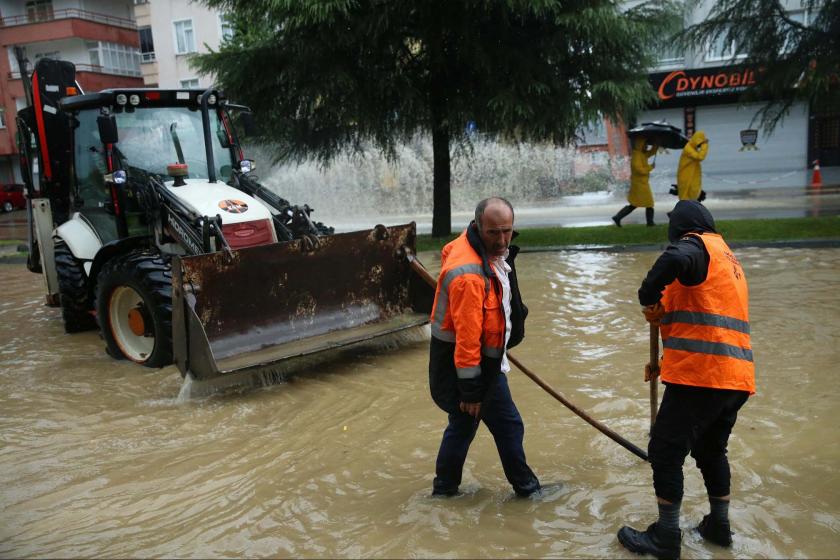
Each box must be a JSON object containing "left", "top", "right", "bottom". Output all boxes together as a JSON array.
[{"left": 628, "top": 121, "right": 688, "bottom": 150}]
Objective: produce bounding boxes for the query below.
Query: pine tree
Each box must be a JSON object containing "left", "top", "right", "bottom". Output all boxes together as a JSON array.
[
  {"left": 682, "top": 0, "right": 839, "bottom": 132},
  {"left": 194, "top": 0, "right": 677, "bottom": 236}
]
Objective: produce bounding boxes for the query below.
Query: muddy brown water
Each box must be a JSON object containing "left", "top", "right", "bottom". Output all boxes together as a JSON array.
[{"left": 1, "top": 248, "right": 839, "bottom": 558}]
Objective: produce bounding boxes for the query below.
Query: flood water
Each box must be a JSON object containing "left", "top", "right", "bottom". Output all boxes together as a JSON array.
[{"left": 1, "top": 247, "right": 839, "bottom": 558}]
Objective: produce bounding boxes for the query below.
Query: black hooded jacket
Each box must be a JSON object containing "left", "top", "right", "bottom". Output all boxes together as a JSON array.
[
  {"left": 638, "top": 200, "right": 717, "bottom": 306},
  {"left": 428, "top": 223, "right": 529, "bottom": 413}
]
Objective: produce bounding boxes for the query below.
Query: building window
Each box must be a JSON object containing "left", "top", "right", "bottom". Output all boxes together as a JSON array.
[
  {"left": 174, "top": 19, "right": 196, "bottom": 54},
  {"left": 0, "top": 108, "right": 6, "bottom": 129},
  {"left": 705, "top": 25, "right": 746, "bottom": 61},
  {"left": 219, "top": 13, "right": 234, "bottom": 41},
  {"left": 782, "top": 10, "right": 811, "bottom": 52},
  {"left": 580, "top": 117, "right": 607, "bottom": 146},
  {"left": 35, "top": 51, "right": 60, "bottom": 61},
  {"left": 181, "top": 78, "right": 199, "bottom": 88},
  {"left": 26, "top": 0, "right": 53, "bottom": 23},
  {"left": 87, "top": 41, "right": 142, "bottom": 77},
  {"left": 656, "top": 43, "right": 683, "bottom": 67},
  {"left": 139, "top": 26, "right": 156, "bottom": 62}
]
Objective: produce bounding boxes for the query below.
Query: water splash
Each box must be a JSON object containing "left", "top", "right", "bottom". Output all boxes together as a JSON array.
[{"left": 248, "top": 137, "right": 628, "bottom": 225}]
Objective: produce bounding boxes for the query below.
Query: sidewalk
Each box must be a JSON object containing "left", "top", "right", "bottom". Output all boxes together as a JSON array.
[
  {"left": 326, "top": 184, "right": 840, "bottom": 233},
  {"left": 2, "top": 183, "right": 838, "bottom": 241}
]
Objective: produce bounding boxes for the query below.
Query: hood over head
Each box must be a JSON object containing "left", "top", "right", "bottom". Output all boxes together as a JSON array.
[
  {"left": 668, "top": 200, "right": 716, "bottom": 243},
  {"left": 689, "top": 130, "right": 707, "bottom": 147},
  {"left": 632, "top": 136, "right": 647, "bottom": 151}
]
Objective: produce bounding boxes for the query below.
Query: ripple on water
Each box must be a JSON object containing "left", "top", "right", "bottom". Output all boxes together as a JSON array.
[{"left": 1, "top": 249, "right": 839, "bottom": 558}]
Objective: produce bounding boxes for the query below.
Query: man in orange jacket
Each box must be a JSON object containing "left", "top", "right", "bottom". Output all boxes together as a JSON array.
[
  {"left": 428, "top": 197, "right": 541, "bottom": 497},
  {"left": 617, "top": 200, "right": 755, "bottom": 559}
]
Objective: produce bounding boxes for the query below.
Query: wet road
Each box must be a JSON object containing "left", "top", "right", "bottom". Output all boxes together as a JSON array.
[
  {"left": 1, "top": 248, "right": 839, "bottom": 558},
  {"left": 2, "top": 187, "right": 840, "bottom": 241}
]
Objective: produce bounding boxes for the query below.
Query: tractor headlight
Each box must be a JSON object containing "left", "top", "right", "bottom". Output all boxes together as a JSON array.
[
  {"left": 239, "top": 159, "right": 253, "bottom": 173},
  {"left": 129, "top": 94, "right": 140, "bottom": 106},
  {"left": 106, "top": 170, "right": 127, "bottom": 184},
  {"left": 207, "top": 94, "right": 217, "bottom": 105},
  {"left": 115, "top": 94, "right": 127, "bottom": 106}
]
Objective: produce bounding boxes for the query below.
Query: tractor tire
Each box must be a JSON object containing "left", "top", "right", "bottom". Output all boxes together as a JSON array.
[
  {"left": 95, "top": 250, "right": 173, "bottom": 367},
  {"left": 54, "top": 240, "right": 97, "bottom": 333}
]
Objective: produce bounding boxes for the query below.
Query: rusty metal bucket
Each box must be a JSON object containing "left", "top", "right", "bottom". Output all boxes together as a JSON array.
[{"left": 172, "top": 223, "right": 434, "bottom": 381}]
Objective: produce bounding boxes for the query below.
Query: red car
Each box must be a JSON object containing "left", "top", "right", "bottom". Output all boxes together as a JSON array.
[{"left": 0, "top": 184, "right": 25, "bottom": 212}]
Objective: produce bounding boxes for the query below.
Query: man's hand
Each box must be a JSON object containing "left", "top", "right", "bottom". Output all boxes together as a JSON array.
[
  {"left": 642, "top": 302, "right": 665, "bottom": 325},
  {"left": 460, "top": 401, "right": 481, "bottom": 418},
  {"left": 645, "top": 359, "right": 661, "bottom": 382}
]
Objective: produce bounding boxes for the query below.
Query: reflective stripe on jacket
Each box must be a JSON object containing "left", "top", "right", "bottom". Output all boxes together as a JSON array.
[
  {"left": 430, "top": 230, "right": 505, "bottom": 380},
  {"left": 660, "top": 233, "right": 755, "bottom": 393}
]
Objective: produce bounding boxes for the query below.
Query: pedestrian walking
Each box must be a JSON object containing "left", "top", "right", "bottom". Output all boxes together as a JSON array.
[
  {"left": 676, "top": 131, "right": 709, "bottom": 201},
  {"left": 613, "top": 137, "right": 658, "bottom": 227},
  {"left": 428, "top": 197, "right": 541, "bottom": 498},
  {"left": 617, "top": 200, "right": 755, "bottom": 559}
]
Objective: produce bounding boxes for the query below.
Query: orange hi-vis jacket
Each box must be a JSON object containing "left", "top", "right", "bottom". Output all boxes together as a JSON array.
[
  {"left": 430, "top": 231, "right": 506, "bottom": 381},
  {"left": 660, "top": 233, "right": 755, "bottom": 394}
]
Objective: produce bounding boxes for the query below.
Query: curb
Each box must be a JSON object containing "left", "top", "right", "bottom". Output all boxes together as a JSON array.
[{"left": 519, "top": 238, "right": 840, "bottom": 253}]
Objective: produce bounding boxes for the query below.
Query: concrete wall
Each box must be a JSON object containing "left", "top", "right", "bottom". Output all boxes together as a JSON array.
[
  {"left": 652, "top": 0, "right": 813, "bottom": 71},
  {"left": 140, "top": 0, "right": 225, "bottom": 88}
]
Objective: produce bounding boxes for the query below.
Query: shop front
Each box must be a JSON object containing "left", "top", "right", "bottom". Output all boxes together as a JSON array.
[{"left": 636, "top": 65, "right": 820, "bottom": 191}]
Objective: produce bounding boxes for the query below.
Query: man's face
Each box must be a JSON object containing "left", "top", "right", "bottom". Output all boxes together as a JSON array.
[{"left": 478, "top": 203, "right": 514, "bottom": 257}]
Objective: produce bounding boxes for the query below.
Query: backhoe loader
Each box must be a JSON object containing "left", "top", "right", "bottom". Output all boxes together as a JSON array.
[{"left": 15, "top": 54, "right": 433, "bottom": 385}]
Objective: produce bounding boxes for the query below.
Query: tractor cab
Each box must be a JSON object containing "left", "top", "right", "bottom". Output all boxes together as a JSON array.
[{"left": 62, "top": 88, "right": 251, "bottom": 246}]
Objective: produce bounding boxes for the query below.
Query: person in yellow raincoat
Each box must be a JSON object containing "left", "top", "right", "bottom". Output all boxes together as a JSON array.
[
  {"left": 676, "top": 131, "right": 709, "bottom": 200},
  {"left": 612, "top": 137, "right": 657, "bottom": 227}
]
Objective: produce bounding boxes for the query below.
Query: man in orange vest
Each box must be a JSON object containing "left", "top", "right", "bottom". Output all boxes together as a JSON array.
[
  {"left": 618, "top": 200, "right": 755, "bottom": 559},
  {"left": 428, "top": 197, "right": 541, "bottom": 498}
]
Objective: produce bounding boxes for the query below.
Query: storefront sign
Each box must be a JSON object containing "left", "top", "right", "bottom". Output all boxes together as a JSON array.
[
  {"left": 650, "top": 66, "right": 758, "bottom": 108},
  {"left": 740, "top": 129, "right": 759, "bottom": 151}
]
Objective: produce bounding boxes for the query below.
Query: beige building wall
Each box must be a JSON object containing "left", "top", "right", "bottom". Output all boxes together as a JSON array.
[{"left": 134, "top": 0, "right": 228, "bottom": 89}]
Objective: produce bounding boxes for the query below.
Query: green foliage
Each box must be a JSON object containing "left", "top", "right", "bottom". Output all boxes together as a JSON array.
[
  {"left": 681, "top": 0, "right": 840, "bottom": 132},
  {"left": 195, "top": 0, "right": 677, "bottom": 163},
  {"left": 415, "top": 216, "right": 840, "bottom": 252}
]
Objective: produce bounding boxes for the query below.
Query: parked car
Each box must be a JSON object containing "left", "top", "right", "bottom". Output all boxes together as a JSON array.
[{"left": 0, "top": 184, "right": 25, "bottom": 212}]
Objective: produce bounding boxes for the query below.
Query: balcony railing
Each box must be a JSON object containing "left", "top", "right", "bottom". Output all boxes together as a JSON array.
[
  {"left": 0, "top": 8, "right": 137, "bottom": 30},
  {"left": 8, "top": 63, "right": 142, "bottom": 80}
]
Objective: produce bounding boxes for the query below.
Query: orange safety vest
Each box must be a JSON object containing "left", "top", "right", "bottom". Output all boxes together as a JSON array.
[
  {"left": 660, "top": 233, "right": 755, "bottom": 394},
  {"left": 430, "top": 231, "right": 505, "bottom": 381}
]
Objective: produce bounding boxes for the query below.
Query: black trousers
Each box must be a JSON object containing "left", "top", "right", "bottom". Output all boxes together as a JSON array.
[
  {"left": 433, "top": 373, "right": 540, "bottom": 496},
  {"left": 649, "top": 383, "right": 749, "bottom": 503}
]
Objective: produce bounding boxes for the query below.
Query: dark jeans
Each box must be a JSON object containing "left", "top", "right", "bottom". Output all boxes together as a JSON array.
[
  {"left": 649, "top": 383, "right": 749, "bottom": 503},
  {"left": 433, "top": 373, "right": 540, "bottom": 496}
]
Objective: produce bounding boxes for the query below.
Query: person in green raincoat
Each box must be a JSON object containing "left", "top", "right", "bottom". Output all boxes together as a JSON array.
[
  {"left": 676, "top": 131, "right": 709, "bottom": 200},
  {"left": 612, "top": 137, "right": 657, "bottom": 227}
]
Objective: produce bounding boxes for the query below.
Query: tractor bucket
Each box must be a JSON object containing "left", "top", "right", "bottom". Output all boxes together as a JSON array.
[{"left": 172, "top": 223, "right": 434, "bottom": 382}]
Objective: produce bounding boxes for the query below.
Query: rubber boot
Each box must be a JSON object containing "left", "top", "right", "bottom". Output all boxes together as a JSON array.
[
  {"left": 612, "top": 205, "right": 635, "bottom": 227},
  {"left": 617, "top": 522, "right": 681, "bottom": 559},
  {"left": 697, "top": 514, "right": 733, "bottom": 547},
  {"left": 646, "top": 207, "right": 655, "bottom": 227}
]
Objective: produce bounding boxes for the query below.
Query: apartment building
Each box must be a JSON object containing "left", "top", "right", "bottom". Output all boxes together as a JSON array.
[
  {"left": 132, "top": 0, "right": 231, "bottom": 89},
  {"left": 0, "top": 0, "right": 143, "bottom": 184},
  {"left": 584, "top": 0, "right": 837, "bottom": 190}
]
